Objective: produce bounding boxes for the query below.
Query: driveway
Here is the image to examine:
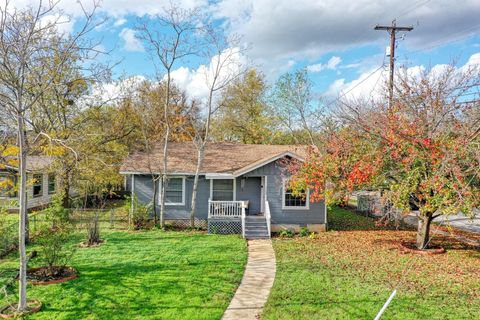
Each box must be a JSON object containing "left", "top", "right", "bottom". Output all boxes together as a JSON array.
[
  {"left": 405, "top": 209, "right": 480, "bottom": 234},
  {"left": 435, "top": 209, "right": 480, "bottom": 234}
]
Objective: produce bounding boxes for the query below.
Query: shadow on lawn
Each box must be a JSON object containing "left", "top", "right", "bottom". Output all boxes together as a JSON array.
[
  {"left": 265, "top": 296, "right": 435, "bottom": 320},
  {"left": 32, "top": 235, "right": 244, "bottom": 318}
]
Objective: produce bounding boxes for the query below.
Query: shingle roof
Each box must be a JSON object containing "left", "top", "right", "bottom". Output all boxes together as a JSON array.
[
  {"left": 26, "top": 156, "right": 55, "bottom": 171},
  {"left": 120, "top": 142, "right": 309, "bottom": 175},
  {"left": 0, "top": 156, "right": 54, "bottom": 172}
]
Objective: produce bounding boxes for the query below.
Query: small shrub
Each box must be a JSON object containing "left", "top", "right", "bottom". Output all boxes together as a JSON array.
[
  {"left": 125, "top": 195, "right": 152, "bottom": 230},
  {"left": 279, "top": 229, "right": 294, "bottom": 238},
  {"left": 299, "top": 227, "right": 310, "bottom": 237},
  {"left": 85, "top": 213, "right": 102, "bottom": 246},
  {"left": 43, "top": 192, "right": 69, "bottom": 223},
  {"left": 36, "top": 196, "right": 76, "bottom": 276}
]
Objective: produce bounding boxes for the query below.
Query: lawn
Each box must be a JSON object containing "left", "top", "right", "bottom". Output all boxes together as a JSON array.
[
  {"left": 0, "top": 230, "right": 247, "bottom": 320},
  {"left": 263, "top": 207, "right": 480, "bottom": 320}
]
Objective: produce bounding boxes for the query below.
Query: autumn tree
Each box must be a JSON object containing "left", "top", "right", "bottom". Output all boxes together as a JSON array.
[
  {"left": 212, "top": 69, "right": 274, "bottom": 144},
  {"left": 291, "top": 64, "right": 480, "bottom": 249}
]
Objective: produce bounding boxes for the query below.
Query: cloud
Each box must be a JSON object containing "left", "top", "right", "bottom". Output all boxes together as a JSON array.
[
  {"left": 214, "top": 0, "right": 480, "bottom": 73},
  {"left": 119, "top": 28, "right": 144, "bottom": 52},
  {"left": 307, "top": 63, "right": 323, "bottom": 73},
  {"left": 41, "top": 13, "right": 75, "bottom": 33},
  {"left": 169, "top": 47, "right": 246, "bottom": 101},
  {"left": 86, "top": 76, "right": 146, "bottom": 105},
  {"left": 8, "top": 0, "right": 209, "bottom": 24},
  {"left": 113, "top": 18, "right": 128, "bottom": 27},
  {"left": 326, "top": 52, "right": 480, "bottom": 101},
  {"left": 307, "top": 56, "right": 342, "bottom": 73},
  {"left": 326, "top": 56, "right": 342, "bottom": 70}
]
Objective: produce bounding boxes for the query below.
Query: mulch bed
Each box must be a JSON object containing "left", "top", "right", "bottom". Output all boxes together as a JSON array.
[
  {"left": 0, "top": 300, "right": 42, "bottom": 319},
  {"left": 398, "top": 241, "right": 446, "bottom": 255},
  {"left": 27, "top": 266, "right": 77, "bottom": 285},
  {"left": 79, "top": 239, "right": 105, "bottom": 248}
]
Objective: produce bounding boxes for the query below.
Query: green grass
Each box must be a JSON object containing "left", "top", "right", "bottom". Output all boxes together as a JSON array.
[
  {"left": 0, "top": 230, "right": 247, "bottom": 320},
  {"left": 263, "top": 207, "right": 480, "bottom": 320}
]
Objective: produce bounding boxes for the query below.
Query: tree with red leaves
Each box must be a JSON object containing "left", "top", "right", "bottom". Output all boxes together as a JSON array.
[{"left": 290, "top": 64, "right": 480, "bottom": 249}]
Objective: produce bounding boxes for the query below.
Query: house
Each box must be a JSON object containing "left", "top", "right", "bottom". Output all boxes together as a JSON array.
[
  {"left": 0, "top": 156, "right": 58, "bottom": 211},
  {"left": 120, "top": 142, "right": 327, "bottom": 239}
]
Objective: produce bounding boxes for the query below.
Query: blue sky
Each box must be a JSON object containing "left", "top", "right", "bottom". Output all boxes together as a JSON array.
[{"left": 14, "top": 0, "right": 480, "bottom": 100}]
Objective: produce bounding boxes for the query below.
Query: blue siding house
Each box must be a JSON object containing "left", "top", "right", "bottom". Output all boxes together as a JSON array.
[{"left": 120, "top": 142, "right": 327, "bottom": 238}]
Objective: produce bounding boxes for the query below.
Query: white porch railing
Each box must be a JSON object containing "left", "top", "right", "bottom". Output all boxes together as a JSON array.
[
  {"left": 241, "top": 205, "right": 246, "bottom": 238},
  {"left": 208, "top": 200, "right": 248, "bottom": 218},
  {"left": 265, "top": 200, "right": 271, "bottom": 238}
]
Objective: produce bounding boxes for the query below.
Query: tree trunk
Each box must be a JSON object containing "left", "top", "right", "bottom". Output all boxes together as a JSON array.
[
  {"left": 17, "top": 113, "right": 27, "bottom": 312},
  {"left": 416, "top": 214, "right": 433, "bottom": 249},
  {"left": 190, "top": 146, "right": 205, "bottom": 228},
  {"left": 62, "top": 170, "right": 70, "bottom": 208},
  {"left": 160, "top": 173, "right": 166, "bottom": 229},
  {"left": 152, "top": 175, "right": 158, "bottom": 225}
]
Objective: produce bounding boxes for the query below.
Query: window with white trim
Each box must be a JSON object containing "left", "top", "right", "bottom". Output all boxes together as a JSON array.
[
  {"left": 48, "top": 173, "right": 56, "bottom": 194},
  {"left": 282, "top": 179, "right": 309, "bottom": 209},
  {"left": 212, "top": 179, "right": 234, "bottom": 201},
  {"left": 163, "top": 177, "right": 185, "bottom": 205}
]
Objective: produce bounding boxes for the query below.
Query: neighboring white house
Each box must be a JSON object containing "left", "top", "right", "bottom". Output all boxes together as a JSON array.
[{"left": 0, "top": 156, "right": 58, "bottom": 211}]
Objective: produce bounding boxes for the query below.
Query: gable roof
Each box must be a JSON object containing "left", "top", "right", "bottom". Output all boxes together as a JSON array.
[{"left": 120, "top": 142, "right": 309, "bottom": 176}]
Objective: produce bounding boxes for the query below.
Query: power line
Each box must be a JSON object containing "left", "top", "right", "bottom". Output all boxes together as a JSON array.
[
  {"left": 325, "top": 63, "right": 386, "bottom": 110},
  {"left": 395, "top": 0, "right": 432, "bottom": 20},
  {"left": 397, "top": 23, "right": 480, "bottom": 61}
]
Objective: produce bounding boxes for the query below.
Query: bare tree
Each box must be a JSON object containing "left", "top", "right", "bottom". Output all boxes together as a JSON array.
[
  {"left": 0, "top": 0, "right": 103, "bottom": 312},
  {"left": 136, "top": 4, "right": 201, "bottom": 228},
  {"left": 189, "top": 32, "right": 246, "bottom": 227}
]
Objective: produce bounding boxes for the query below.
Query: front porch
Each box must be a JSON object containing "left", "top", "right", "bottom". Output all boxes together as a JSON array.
[{"left": 207, "top": 199, "right": 271, "bottom": 239}]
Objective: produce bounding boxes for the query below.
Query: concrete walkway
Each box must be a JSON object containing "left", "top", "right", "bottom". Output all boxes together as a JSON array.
[{"left": 222, "top": 239, "right": 276, "bottom": 320}]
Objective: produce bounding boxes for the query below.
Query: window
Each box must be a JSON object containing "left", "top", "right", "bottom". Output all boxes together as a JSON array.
[
  {"left": 282, "top": 179, "right": 309, "bottom": 210},
  {"left": 161, "top": 177, "right": 185, "bottom": 205},
  {"left": 48, "top": 174, "right": 56, "bottom": 194},
  {"left": 211, "top": 179, "right": 234, "bottom": 201},
  {"left": 0, "top": 174, "right": 16, "bottom": 198},
  {"left": 32, "top": 174, "right": 43, "bottom": 198}
]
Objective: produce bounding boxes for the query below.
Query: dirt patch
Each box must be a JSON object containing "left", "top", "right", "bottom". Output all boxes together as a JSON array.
[
  {"left": 27, "top": 266, "right": 77, "bottom": 285},
  {"left": 0, "top": 300, "right": 42, "bottom": 319},
  {"left": 398, "top": 241, "right": 446, "bottom": 255}
]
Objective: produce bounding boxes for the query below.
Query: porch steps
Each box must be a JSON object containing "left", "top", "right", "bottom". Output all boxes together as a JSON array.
[{"left": 245, "top": 216, "right": 270, "bottom": 240}]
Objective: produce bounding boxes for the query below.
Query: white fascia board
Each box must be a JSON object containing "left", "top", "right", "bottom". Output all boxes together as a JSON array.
[
  {"left": 205, "top": 173, "right": 235, "bottom": 179},
  {"left": 119, "top": 171, "right": 197, "bottom": 176}
]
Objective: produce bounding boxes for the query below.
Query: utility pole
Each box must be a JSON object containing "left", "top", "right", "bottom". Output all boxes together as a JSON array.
[{"left": 375, "top": 20, "right": 413, "bottom": 108}]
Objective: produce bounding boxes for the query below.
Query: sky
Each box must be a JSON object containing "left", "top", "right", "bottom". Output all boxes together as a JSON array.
[{"left": 11, "top": 0, "right": 480, "bottom": 103}]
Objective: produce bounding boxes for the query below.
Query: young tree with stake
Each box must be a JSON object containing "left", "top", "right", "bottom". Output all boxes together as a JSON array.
[
  {"left": 0, "top": 0, "right": 103, "bottom": 312},
  {"left": 189, "top": 32, "right": 246, "bottom": 228},
  {"left": 136, "top": 4, "right": 201, "bottom": 228}
]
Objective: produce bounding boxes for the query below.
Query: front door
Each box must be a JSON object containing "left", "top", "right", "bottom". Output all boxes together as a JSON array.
[{"left": 237, "top": 177, "right": 262, "bottom": 215}]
